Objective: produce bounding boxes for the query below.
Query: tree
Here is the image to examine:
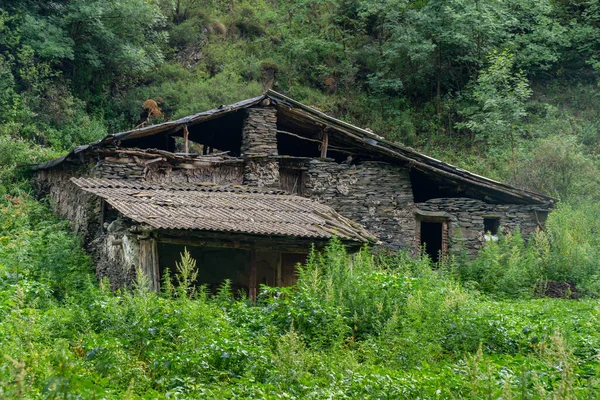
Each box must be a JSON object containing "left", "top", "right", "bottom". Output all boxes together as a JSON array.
[
  {"left": 511, "top": 135, "right": 600, "bottom": 202},
  {"left": 456, "top": 50, "right": 532, "bottom": 156},
  {"left": 365, "top": 0, "right": 508, "bottom": 112}
]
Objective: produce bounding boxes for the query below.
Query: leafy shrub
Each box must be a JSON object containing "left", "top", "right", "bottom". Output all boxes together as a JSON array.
[
  {"left": 459, "top": 230, "right": 543, "bottom": 298},
  {"left": 456, "top": 202, "right": 600, "bottom": 298}
]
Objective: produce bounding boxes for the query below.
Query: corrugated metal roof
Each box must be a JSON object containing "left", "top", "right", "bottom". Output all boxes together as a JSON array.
[{"left": 71, "top": 178, "right": 376, "bottom": 243}]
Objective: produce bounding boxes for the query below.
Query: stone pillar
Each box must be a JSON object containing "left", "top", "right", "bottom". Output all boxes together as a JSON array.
[{"left": 241, "top": 107, "right": 280, "bottom": 188}]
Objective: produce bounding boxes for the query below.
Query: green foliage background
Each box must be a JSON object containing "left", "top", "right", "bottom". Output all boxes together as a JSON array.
[{"left": 1, "top": 0, "right": 600, "bottom": 397}]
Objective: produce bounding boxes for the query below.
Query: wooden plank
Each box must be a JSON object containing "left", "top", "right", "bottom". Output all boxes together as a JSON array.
[
  {"left": 140, "top": 238, "right": 160, "bottom": 291},
  {"left": 441, "top": 221, "right": 449, "bottom": 260},
  {"left": 151, "top": 238, "right": 160, "bottom": 291},
  {"left": 249, "top": 249, "right": 257, "bottom": 302},
  {"left": 183, "top": 125, "right": 190, "bottom": 154},
  {"left": 320, "top": 129, "right": 329, "bottom": 158},
  {"left": 276, "top": 253, "right": 282, "bottom": 286}
]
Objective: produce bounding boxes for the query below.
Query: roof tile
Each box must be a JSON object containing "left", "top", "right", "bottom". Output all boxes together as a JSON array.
[{"left": 71, "top": 178, "right": 376, "bottom": 243}]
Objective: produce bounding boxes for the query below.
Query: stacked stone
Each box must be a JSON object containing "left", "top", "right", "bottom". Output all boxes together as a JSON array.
[
  {"left": 243, "top": 159, "right": 280, "bottom": 188},
  {"left": 241, "top": 108, "right": 278, "bottom": 156},
  {"left": 417, "top": 198, "right": 547, "bottom": 257},
  {"left": 145, "top": 164, "right": 245, "bottom": 185},
  {"left": 34, "top": 168, "right": 103, "bottom": 244},
  {"left": 240, "top": 107, "right": 280, "bottom": 188},
  {"left": 305, "top": 160, "right": 416, "bottom": 252},
  {"left": 93, "top": 160, "right": 144, "bottom": 180}
]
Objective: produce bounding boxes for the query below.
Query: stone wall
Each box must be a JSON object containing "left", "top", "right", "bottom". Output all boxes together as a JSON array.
[
  {"left": 241, "top": 107, "right": 280, "bottom": 188},
  {"left": 91, "top": 159, "right": 145, "bottom": 180},
  {"left": 243, "top": 158, "right": 280, "bottom": 188},
  {"left": 241, "top": 107, "right": 278, "bottom": 156},
  {"left": 90, "top": 231, "right": 139, "bottom": 290},
  {"left": 305, "top": 160, "right": 416, "bottom": 250},
  {"left": 34, "top": 166, "right": 102, "bottom": 242},
  {"left": 91, "top": 156, "right": 245, "bottom": 185},
  {"left": 416, "top": 198, "right": 548, "bottom": 257}
]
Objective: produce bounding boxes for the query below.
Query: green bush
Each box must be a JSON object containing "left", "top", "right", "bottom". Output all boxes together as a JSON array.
[
  {"left": 0, "top": 200, "right": 599, "bottom": 398},
  {"left": 459, "top": 230, "right": 543, "bottom": 298},
  {"left": 455, "top": 202, "right": 600, "bottom": 298}
]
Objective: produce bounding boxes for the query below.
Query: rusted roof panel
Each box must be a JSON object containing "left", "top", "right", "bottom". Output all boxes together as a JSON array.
[{"left": 71, "top": 178, "right": 376, "bottom": 243}]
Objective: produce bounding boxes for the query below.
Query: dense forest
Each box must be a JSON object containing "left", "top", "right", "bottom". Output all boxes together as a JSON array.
[{"left": 2, "top": 0, "right": 600, "bottom": 397}]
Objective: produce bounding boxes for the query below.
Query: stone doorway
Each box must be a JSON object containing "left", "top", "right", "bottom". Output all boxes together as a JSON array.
[{"left": 418, "top": 218, "right": 449, "bottom": 263}]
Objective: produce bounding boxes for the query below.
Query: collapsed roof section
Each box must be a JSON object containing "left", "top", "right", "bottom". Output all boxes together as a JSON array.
[
  {"left": 71, "top": 178, "right": 377, "bottom": 243},
  {"left": 36, "top": 91, "right": 555, "bottom": 206}
]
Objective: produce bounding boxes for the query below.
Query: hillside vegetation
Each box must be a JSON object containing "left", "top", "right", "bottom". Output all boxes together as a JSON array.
[{"left": 1, "top": 0, "right": 600, "bottom": 398}]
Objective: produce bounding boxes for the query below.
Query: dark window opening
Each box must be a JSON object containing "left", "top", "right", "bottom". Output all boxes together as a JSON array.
[
  {"left": 118, "top": 111, "right": 245, "bottom": 156},
  {"left": 103, "top": 202, "right": 120, "bottom": 224},
  {"left": 157, "top": 243, "right": 303, "bottom": 295},
  {"left": 185, "top": 111, "right": 244, "bottom": 157},
  {"left": 411, "top": 169, "right": 468, "bottom": 202},
  {"left": 484, "top": 218, "right": 499, "bottom": 235},
  {"left": 420, "top": 221, "right": 443, "bottom": 263},
  {"left": 158, "top": 243, "right": 252, "bottom": 294},
  {"left": 277, "top": 131, "right": 321, "bottom": 158}
]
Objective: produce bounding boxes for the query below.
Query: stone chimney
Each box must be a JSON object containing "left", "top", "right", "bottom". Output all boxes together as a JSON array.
[{"left": 241, "top": 107, "right": 280, "bottom": 188}]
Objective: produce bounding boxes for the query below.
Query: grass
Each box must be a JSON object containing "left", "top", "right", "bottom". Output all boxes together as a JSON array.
[{"left": 0, "top": 198, "right": 599, "bottom": 398}]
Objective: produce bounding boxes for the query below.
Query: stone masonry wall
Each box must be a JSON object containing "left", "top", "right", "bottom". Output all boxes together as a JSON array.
[
  {"left": 90, "top": 231, "right": 139, "bottom": 290},
  {"left": 305, "top": 160, "right": 416, "bottom": 250},
  {"left": 34, "top": 166, "right": 102, "bottom": 243},
  {"left": 417, "top": 198, "right": 547, "bottom": 257},
  {"left": 241, "top": 107, "right": 280, "bottom": 188},
  {"left": 91, "top": 156, "right": 244, "bottom": 185},
  {"left": 243, "top": 159, "right": 280, "bottom": 187},
  {"left": 90, "top": 159, "right": 145, "bottom": 180},
  {"left": 241, "top": 108, "right": 278, "bottom": 156}
]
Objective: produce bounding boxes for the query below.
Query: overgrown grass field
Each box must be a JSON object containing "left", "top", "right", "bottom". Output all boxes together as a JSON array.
[{"left": 0, "top": 197, "right": 598, "bottom": 398}]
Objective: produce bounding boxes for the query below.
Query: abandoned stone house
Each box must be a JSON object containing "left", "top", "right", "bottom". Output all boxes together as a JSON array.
[{"left": 33, "top": 90, "right": 554, "bottom": 298}]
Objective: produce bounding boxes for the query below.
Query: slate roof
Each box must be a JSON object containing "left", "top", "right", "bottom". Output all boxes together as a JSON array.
[
  {"left": 35, "top": 91, "right": 554, "bottom": 206},
  {"left": 71, "top": 178, "right": 376, "bottom": 243}
]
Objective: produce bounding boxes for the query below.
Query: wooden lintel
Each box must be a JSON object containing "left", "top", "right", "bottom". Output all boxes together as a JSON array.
[{"left": 155, "top": 235, "right": 316, "bottom": 253}]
